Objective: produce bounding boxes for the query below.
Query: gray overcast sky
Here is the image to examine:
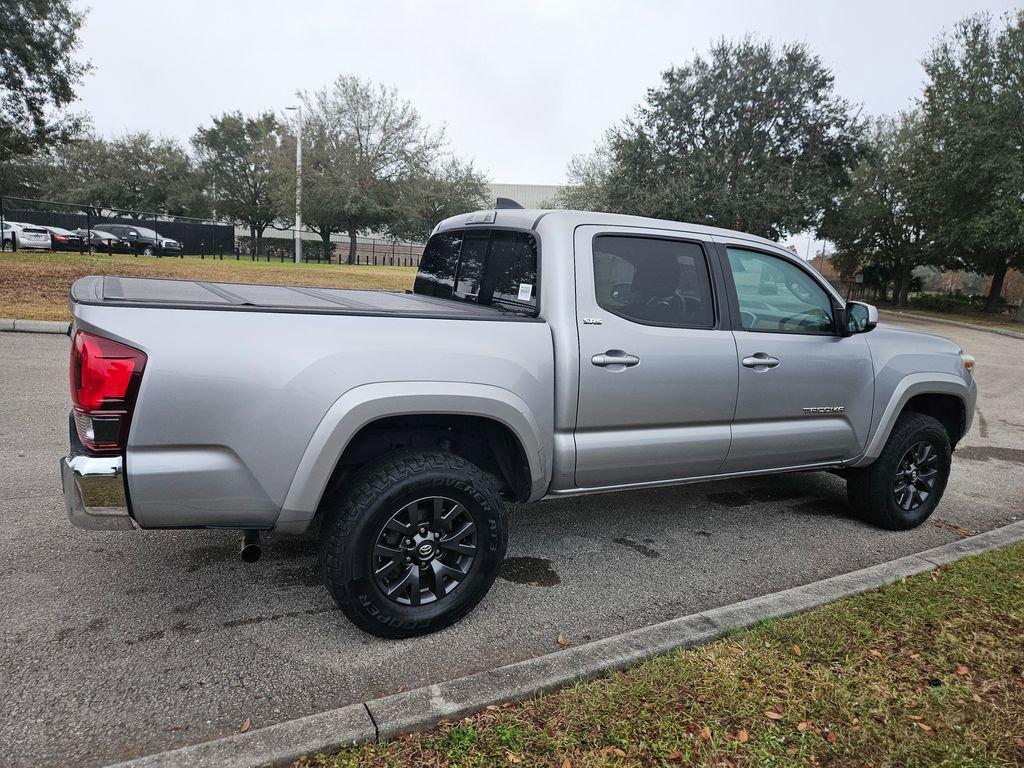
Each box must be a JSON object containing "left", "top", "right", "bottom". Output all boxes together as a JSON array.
[{"left": 77, "top": 0, "right": 1018, "bottom": 187}]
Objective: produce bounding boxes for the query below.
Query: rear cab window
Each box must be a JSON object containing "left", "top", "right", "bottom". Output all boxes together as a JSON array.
[{"left": 414, "top": 228, "right": 539, "bottom": 315}]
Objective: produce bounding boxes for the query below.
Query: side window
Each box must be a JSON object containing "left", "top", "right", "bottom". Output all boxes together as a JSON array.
[
  {"left": 726, "top": 247, "right": 834, "bottom": 334},
  {"left": 593, "top": 236, "right": 715, "bottom": 327}
]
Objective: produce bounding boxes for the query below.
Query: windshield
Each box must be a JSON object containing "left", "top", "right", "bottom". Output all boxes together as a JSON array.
[{"left": 414, "top": 228, "right": 539, "bottom": 315}]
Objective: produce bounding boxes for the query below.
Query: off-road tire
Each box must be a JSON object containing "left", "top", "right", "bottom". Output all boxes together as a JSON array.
[
  {"left": 319, "top": 450, "right": 508, "bottom": 638},
  {"left": 847, "top": 412, "right": 951, "bottom": 530}
]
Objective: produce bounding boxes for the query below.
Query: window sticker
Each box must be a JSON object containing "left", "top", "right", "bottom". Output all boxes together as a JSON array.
[{"left": 517, "top": 283, "right": 533, "bottom": 301}]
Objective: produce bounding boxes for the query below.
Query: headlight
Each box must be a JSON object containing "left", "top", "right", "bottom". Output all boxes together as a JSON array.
[{"left": 960, "top": 353, "right": 975, "bottom": 374}]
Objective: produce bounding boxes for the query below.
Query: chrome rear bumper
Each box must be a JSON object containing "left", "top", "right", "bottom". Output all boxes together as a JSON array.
[{"left": 60, "top": 454, "right": 136, "bottom": 530}]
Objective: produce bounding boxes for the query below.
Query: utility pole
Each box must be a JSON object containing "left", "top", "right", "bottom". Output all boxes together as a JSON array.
[{"left": 285, "top": 103, "right": 303, "bottom": 263}]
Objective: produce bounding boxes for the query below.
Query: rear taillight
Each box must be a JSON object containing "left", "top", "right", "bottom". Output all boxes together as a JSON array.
[{"left": 70, "top": 331, "right": 147, "bottom": 453}]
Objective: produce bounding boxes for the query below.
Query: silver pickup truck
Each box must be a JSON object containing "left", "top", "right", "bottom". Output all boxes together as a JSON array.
[{"left": 61, "top": 207, "right": 977, "bottom": 637}]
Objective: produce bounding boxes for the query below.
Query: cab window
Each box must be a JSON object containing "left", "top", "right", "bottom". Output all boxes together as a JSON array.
[
  {"left": 593, "top": 236, "right": 715, "bottom": 327},
  {"left": 726, "top": 247, "right": 833, "bottom": 334},
  {"left": 414, "top": 228, "right": 539, "bottom": 315}
]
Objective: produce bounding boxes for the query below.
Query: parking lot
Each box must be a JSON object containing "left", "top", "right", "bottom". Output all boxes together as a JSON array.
[{"left": 2, "top": 314, "right": 1022, "bottom": 767}]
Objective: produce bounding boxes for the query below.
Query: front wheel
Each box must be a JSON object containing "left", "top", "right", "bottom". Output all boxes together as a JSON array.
[
  {"left": 319, "top": 450, "right": 508, "bottom": 638},
  {"left": 847, "top": 412, "right": 951, "bottom": 530},
  {"left": 142, "top": 245, "right": 154, "bottom": 256}
]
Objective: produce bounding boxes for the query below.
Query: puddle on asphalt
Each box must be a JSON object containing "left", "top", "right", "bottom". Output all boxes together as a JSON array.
[
  {"left": 705, "top": 486, "right": 809, "bottom": 508},
  {"left": 956, "top": 446, "right": 1024, "bottom": 464},
  {"left": 613, "top": 537, "right": 661, "bottom": 558},
  {"left": 499, "top": 556, "right": 561, "bottom": 587}
]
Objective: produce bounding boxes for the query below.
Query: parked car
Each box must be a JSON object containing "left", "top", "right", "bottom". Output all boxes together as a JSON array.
[
  {"left": 73, "top": 228, "right": 133, "bottom": 253},
  {"left": 40, "top": 225, "right": 85, "bottom": 252},
  {"left": 61, "top": 207, "right": 977, "bottom": 639},
  {"left": 100, "top": 224, "right": 182, "bottom": 255},
  {"left": 2, "top": 221, "right": 52, "bottom": 250}
]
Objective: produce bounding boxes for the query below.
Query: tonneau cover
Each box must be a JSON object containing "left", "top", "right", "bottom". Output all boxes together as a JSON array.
[{"left": 71, "top": 275, "right": 533, "bottom": 321}]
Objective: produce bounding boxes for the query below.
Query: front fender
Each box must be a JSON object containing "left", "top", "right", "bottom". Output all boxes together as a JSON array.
[
  {"left": 849, "top": 372, "right": 976, "bottom": 468},
  {"left": 275, "top": 381, "right": 551, "bottom": 532}
]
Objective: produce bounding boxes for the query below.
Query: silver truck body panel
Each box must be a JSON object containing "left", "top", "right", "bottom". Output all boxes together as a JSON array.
[
  {"left": 66, "top": 209, "right": 976, "bottom": 532},
  {"left": 571, "top": 224, "right": 737, "bottom": 486},
  {"left": 72, "top": 299, "right": 553, "bottom": 530}
]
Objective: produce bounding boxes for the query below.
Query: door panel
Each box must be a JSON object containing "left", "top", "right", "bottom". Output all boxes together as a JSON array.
[
  {"left": 573, "top": 227, "right": 738, "bottom": 488},
  {"left": 720, "top": 245, "right": 874, "bottom": 472},
  {"left": 725, "top": 331, "right": 874, "bottom": 471}
]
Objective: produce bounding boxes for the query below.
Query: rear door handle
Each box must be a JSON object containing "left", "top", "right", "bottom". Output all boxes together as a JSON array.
[
  {"left": 742, "top": 353, "right": 780, "bottom": 370},
  {"left": 592, "top": 351, "right": 640, "bottom": 368}
]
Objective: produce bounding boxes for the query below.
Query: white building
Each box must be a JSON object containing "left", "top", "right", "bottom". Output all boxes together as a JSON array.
[{"left": 486, "top": 183, "right": 564, "bottom": 209}]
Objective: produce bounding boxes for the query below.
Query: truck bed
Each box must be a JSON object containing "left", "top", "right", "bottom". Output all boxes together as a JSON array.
[{"left": 70, "top": 275, "right": 535, "bottom": 321}]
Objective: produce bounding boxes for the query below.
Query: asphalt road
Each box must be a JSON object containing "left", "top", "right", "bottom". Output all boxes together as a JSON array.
[{"left": 2, "top": 315, "right": 1022, "bottom": 767}]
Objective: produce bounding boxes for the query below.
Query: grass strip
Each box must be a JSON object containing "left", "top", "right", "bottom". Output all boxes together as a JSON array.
[
  {"left": 305, "top": 543, "right": 1024, "bottom": 768},
  {"left": 0, "top": 251, "right": 416, "bottom": 321}
]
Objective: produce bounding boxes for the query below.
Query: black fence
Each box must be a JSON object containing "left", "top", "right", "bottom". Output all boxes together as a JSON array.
[
  {"left": 0, "top": 195, "right": 426, "bottom": 266},
  {"left": 0, "top": 196, "right": 234, "bottom": 255},
  {"left": 237, "top": 234, "right": 425, "bottom": 266}
]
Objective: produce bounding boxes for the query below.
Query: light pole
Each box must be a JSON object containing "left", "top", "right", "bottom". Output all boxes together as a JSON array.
[{"left": 285, "top": 104, "right": 303, "bottom": 264}]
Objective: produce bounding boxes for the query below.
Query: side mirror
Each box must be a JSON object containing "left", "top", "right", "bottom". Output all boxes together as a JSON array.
[{"left": 842, "top": 301, "right": 878, "bottom": 335}]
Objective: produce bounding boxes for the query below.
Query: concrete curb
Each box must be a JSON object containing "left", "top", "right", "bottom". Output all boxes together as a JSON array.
[
  {"left": 108, "top": 519, "right": 1024, "bottom": 768},
  {"left": 881, "top": 309, "right": 1024, "bottom": 341},
  {"left": 0, "top": 317, "right": 69, "bottom": 334}
]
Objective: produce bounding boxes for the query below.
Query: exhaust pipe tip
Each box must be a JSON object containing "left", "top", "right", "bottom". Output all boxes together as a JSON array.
[{"left": 240, "top": 530, "right": 262, "bottom": 563}]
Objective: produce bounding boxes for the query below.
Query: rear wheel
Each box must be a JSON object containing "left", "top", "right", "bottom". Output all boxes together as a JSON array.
[
  {"left": 319, "top": 450, "right": 508, "bottom": 638},
  {"left": 847, "top": 412, "right": 951, "bottom": 530}
]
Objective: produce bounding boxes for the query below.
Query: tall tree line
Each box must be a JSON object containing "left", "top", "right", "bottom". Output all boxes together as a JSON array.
[{"left": 556, "top": 11, "right": 1024, "bottom": 312}]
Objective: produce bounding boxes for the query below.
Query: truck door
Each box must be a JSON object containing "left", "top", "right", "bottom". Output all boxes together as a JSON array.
[
  {"left": 572, "top": 227, "right": 739, "bottom": 488},
  {"left": 718, "top": 243, "right": 874, "bottom": 472}
]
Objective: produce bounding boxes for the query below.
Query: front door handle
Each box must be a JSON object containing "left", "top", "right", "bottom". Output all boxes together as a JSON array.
[
  {"left": 742, "top": 353, "right": 781, "bottom": 370},
  {"left": 592, "top": 350, "right": 640, "bottom": 368}
]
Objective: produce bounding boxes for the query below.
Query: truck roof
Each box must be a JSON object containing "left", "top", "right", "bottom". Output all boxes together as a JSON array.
[{"left": 434, "top": 208, "right": 789, "bottom": 253}]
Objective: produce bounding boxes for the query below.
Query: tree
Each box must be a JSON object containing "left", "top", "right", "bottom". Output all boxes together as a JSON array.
[
  {"left": 820, "top": 114, "right": 930, "bottom": 306},
  {"left": 295, "top": 75, "right": 447, "bottom": 263},
  {"left": 550, "top": 145, "right": 614, "bottom": 211},
  {"left": 383, "top": 157, "right": 489, "bottom": 243},
  {"left": 38, "top": 132, "right": 210, "bottom": 218},
  {"left": 0, "top": 0, "right": 90, "bottom": 170},
  {"left": 193, "top": 111, "right": 284, "bottom": 254},
  {"left": 558, "top": 38, "right": 864, "bottom": 240},
  {"left": 918, "top": 11, "right": 1024, "bottom": 312}
]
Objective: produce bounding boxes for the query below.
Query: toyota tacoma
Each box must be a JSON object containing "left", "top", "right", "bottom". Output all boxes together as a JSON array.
[{"left": 60, "top": 206, "right": 977, "bottom": 638}]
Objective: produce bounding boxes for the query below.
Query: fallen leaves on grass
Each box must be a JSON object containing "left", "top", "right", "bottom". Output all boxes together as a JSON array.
[
  {"left": 764, "top": 710, "right": 784, "bottom": 721},
  {"left": 599, "top": 746, "right": 627, "bottom": 757},
  {"left": 736, "top": 728, "right": 749, "bottom": 743}
]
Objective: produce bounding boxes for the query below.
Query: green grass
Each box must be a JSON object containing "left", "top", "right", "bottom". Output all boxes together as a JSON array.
[
  {"left": 0, "top": 250, "right": 416, "bottom": 321},
  {"left": 304, "top": 543, "right": 1024, "bottom": 767}
]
